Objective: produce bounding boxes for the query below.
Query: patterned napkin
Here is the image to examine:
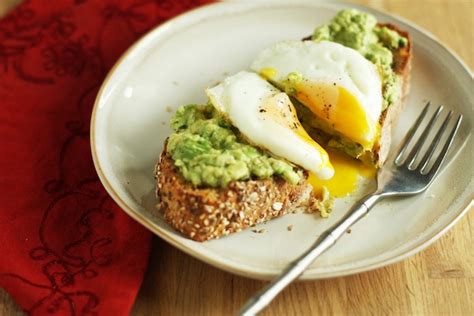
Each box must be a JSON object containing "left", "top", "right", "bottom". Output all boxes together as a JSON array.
[{"left": 0, "top": 0, "right": 212, "bottom": 314}]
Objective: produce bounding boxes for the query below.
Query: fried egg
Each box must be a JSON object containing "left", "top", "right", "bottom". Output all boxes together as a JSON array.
[
  {"left": 206, "top": 71, "right": 334, "bottom": 180},
  {"left": 251, "top": 40, "right": 383, "bottom": 149}
]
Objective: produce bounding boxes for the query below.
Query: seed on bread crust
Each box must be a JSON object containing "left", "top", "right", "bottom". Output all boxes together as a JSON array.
[{"left": 272, "top": 202, "right": 283, "bottom": 211}]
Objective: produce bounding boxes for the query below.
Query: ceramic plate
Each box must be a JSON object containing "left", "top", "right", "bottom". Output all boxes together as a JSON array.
[{"left": 91, "top": 1, "right": 473, "bottom": 279}]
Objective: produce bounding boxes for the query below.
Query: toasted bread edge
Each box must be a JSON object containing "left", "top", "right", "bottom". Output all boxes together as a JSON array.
[
  {"left": 374, "top": 23, "right": 413, "bottom": 166},
  {"left": 155, "top": 150, "right": 318, "bottom": 242}
]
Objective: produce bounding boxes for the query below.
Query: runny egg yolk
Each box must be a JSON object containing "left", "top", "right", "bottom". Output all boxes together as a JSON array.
[
  {"left": 295, "top": 83, "right": 378, "bottom": 149},
  {"left": 261, "top": 92, "right": 333, "bottom": 172},
  {"left": 260, "top": 67, "right": 277, "bottom": 79},
  {"left": 308, "top": 149, "right": 376, "bottom": 198}
]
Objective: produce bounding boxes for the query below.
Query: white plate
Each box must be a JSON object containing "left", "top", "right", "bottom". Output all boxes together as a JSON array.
[{"left": 91, "top": 1, "right": 473, "bottom": 279}]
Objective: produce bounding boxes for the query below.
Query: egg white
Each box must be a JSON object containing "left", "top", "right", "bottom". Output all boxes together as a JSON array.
[{"left": 206, "top": 71, "right": 334, "bottom": 180}]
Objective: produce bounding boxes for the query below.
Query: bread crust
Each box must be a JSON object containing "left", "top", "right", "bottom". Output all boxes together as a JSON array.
[
  {"left": 375, "top": 23, "right": 412, "bottom": 166},
  {"left": 155, "top": 150, "right": 317, "bottom": 242}
]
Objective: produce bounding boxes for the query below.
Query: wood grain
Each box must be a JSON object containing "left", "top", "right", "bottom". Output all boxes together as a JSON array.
[{"left": 0, "top": 0, "right": 472, "bottom": 315}]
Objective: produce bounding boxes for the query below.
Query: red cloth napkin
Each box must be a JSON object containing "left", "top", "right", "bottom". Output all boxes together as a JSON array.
[{"left": 0, "top": 0, "right": 212, "bottom": 315}]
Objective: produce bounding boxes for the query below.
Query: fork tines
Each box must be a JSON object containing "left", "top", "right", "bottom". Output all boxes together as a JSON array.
[{"left": 394, "top": 101, "right": 463, "bottom": 176}]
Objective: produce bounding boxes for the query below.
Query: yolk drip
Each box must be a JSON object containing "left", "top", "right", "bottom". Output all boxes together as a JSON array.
[
  {"left": 260, "top": 67, "right": 277, "bottom": 79},
  {"left": 308, "top": 149, "right": 376, "bottom": 197},
  {"left": 262, "top": 93, "right": 334, "bottom": 172},
  {"left": 295, "top": 83, "right": 376, "bottom": 149},
  {"left": 293, "top": 123, "right": 333, "bottom": 172}
]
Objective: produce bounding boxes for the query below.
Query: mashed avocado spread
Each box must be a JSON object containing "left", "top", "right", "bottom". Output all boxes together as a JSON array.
[
  {"left": 167, "top": 104, "right": 302, "bottom": 187},
  {"left": 312, "top": 9, "right": 407, "bottom": 109}
]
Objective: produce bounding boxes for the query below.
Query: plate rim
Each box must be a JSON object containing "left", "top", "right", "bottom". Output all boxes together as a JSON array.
[{"left": 90, "top": 0, "right": 474, "bottom": 280}]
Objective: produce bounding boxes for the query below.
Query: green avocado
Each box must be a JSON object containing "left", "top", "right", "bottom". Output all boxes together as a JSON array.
[
  {"left": 167, "top": 104, "right": 302, "bottom": 187},
  {"left": 312, "top": 9, "right": 408, "bottom": 110}
]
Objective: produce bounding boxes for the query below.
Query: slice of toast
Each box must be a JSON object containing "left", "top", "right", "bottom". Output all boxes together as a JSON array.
[{"left": 155, "top": 148, "right": 321, "bottom": 242}]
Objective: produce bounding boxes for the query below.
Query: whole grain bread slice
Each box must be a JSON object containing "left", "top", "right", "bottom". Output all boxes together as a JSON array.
[{"left": 155, "top": 149, "right": 321, "bottom": 242}]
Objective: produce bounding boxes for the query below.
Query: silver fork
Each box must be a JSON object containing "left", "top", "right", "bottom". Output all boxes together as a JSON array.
[{"left": 239, "top": 102, "right": 463, "bottom": 316}]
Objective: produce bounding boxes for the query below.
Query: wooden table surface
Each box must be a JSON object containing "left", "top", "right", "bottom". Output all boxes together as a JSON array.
[{"left": 1, "top": 0, "right": 472, "bottom": 315}]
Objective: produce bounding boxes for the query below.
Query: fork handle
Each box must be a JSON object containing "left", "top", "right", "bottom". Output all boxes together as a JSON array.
[{"left": 239, "top": 193, "right": 383, "bottom": 316}]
